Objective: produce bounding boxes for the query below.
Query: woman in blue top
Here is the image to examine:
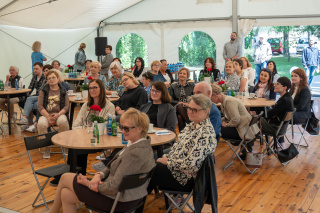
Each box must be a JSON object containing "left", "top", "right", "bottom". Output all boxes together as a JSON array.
[
  {"left": 74, "top": 43, "right": 86, "bottom": 72},
  {"left": 84, "top": 61, "right": 107, "bottom": 89},
  {"left": 31, "top": 41, "right": 47, "bottom": 73}
]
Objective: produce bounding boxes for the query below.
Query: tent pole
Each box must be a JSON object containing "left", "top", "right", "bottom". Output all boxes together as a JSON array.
[{"left": 232, "top": 0, "right": 238, "bottom": 34}]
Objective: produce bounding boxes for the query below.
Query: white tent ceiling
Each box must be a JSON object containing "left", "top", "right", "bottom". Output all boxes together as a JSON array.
[{"left": 0, "top": 0, "right": 141, "bottom": 29}]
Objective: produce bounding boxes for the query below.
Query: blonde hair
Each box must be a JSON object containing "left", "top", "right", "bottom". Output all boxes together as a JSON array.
[
  {"left": 120, "top": 108, "right": 150, "bottom": 138},
  {"left": 211, "top": 83, "right": 222, "bottom": 95},
  {"left": 90, "top": 61, "right": 101, "bottom": 70},
  {"left": 46, "top": 69, "right": 64, "bottom": 82},
  {"left": 178, "top": 67, "right": 190, "bottom": 78},
  {"left": 122, "top": 72, "right": 139, "bottom": 86},
  {"left": 110, "top": 61, "right": 122, "bottom": 73},
  {"left": 150, "top": 60, "right": 161, "bottom": 68},
  {"left": 79, "top": 43, "right": 86, "bottom": 50},
  {"left": 240, "top": 57, "right": 252, "bottom": 68},
  {"left": 32, "top": 41, "right": 41, "bottom": 52},
  {"left": 225, "top": 61, "right": 235, "bottom": 68}
]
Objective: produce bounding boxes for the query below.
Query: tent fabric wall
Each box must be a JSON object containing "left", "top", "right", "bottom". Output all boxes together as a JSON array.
[
  {"left": 103, "top": 20, "right": 231, "bottom": 71},
  {"left": 0, "top": 25, "right": 97, "bottom": 86}
]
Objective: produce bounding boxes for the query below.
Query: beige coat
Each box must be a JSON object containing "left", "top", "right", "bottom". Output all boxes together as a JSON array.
[
  {"left": 72, "top": 101, "right": 115, "bottom": 129},
  {"left": 98, "top": 137, "right": 155, "bottom": 202},
  {"left": 220, "top": 95, "right": 259, "bottom": 140}
]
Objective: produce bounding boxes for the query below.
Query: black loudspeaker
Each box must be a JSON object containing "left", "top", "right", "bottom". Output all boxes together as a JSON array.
[{"left": 95, "top": 37, "right": 108, "bottom": 56}]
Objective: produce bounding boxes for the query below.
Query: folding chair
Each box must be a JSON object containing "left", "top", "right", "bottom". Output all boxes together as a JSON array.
[
  {"left": 286, "top": 100, "right": 314, "bottom": 149},
  {"left": 24, "top": 132, "right": 70, "bottom": 210},
  {"left": 223, "top": 112, "right": 262, "bottom": 174},
  {"left": 86, "top": 167, "right": 155, "bottom": 213},
  {"left": 262, "top": 109, "right": 296, "bottom": 166}
]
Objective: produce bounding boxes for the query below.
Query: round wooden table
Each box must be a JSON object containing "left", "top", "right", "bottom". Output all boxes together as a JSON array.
[
  {"left": 241, "top": 97, "right": 276, "bottom": 108},
  {"left": 64, "top": 77, "right": 85, "bottom": 81},
  {"left": 68, "top": 93, "right": 120, "bottom": 127},
  {"left": 0, "top": 88, "right": 31, "bottom": 134},
  {"left": 52, "top": 128, "right": 176, "bottom": 172}
]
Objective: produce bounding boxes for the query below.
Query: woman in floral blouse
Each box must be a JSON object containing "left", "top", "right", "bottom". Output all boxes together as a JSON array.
[
  {"left": 148, "top": 94, "right": 217, "bottom": 191},
  {"left": 224, "top": 61, "right": 240, "bottom": 91},
  {"left": 106, "top": 61, "right": 125, "bottom": 96}
]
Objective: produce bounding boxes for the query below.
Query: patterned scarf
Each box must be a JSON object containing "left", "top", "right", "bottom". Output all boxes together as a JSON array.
[{"left": 179, "top": 83, "right": 187, "bottom": 103}]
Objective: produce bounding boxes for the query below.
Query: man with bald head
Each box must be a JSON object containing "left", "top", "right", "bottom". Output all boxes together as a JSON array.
[{"left": 194, "top": 82, "right": 222, "bottom": 138}]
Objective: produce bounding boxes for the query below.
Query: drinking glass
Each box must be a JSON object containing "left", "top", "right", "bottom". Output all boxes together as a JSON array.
[{"left": 6, "top": 82, "right": 11, "bottom": 90}]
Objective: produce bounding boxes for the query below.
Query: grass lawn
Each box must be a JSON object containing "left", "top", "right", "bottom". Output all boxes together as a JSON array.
[{"left": 251, "top": 54, "right": 320, "bottom": 79}]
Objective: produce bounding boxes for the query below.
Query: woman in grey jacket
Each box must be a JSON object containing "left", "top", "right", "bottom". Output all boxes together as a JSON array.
[
  {"left": 49, "top": 108, "right": 155, "bottom": 213},
  {"left": 140, "top": 81, "right": 177, "bottom": 133},
  {"left": 74, "top": 43, "right": 86, "bottom": 72}
]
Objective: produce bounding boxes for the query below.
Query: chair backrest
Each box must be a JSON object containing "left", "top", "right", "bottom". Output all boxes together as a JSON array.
[
  {"left": 311, "top": 100, "right": 314, "bottom": 112},
  {"left": 249, "top": 112, "right": 263, "bottom": 127},
  {"left": 118, "top": 167, "right": 155, "bottom": 192},
  {"left": 276, "top": 109, "right": 296, "bottom": 136},
  {"left": 24, "top": 132, "right": 58, "bottom": 151}
]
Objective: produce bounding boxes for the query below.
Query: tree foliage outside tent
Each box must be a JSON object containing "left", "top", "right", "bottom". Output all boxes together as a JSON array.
[
  {"left": 179, "top": 31, "right": 216, "bottom": 68},
  {"left": 116, "top": 33, "right": 148, "bottom": 68}
]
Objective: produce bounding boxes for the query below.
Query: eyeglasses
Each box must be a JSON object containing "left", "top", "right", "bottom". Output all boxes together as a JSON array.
[
  {"left": 122, "top": 77, "right": 130, "bottom": 83},
  {"left": 47, "top": 76, "right": 57, "bottom": 81},
  {"left": 151, "top": 89, "right": 161, "bottom": 94},
  {"left": 119, "top": 125, "right": 136, "bottom": 132},
  {"left": 153, "top": 65, "right": 160, "bottom": 67},
  {"left": 185, "top": 107, "right": 205, "bottom": 114},
  {"left": 89, "top": 86, "right": 99, "bottom": 90},
  {"left": 136, "top": 61, "right": 141, "bottom": 63}
]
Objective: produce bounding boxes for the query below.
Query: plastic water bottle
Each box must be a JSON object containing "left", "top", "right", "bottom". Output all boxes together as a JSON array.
[
  {"left": 122, "top": 133, "right": 128, "bottom": 145},
  {"left": 93, "top": 121, "right": 99, "bottom": 143},
  {"left": 106, "top": 114, "right": 112, "bottom": 136},
  {"left": 15, "top": 79, "right": 19, "bottom": 90},
  {"left": 111, "top": 115, "right": 117, "bottom": 136},
  {"left": 227, "top": 87, "right": 231, "bottom": 96}
]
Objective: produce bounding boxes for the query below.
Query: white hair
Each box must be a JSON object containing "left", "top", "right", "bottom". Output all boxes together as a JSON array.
[
  {"left": 10, "top": 66, "right": 19, "bottom": 74},
  {"left": 196, "top": 82, "right": 212, "bottom": 97},
  {"left": 110, "top": 61, "right": 122, "bottom": 73}
]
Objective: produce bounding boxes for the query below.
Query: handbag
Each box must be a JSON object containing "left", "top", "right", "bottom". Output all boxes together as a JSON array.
[
  {"left": 277, "top": 143, "right": 299, "bottom": 163},
  {"left": 303, "top": 112, "right": 319, "bottom": 135}
]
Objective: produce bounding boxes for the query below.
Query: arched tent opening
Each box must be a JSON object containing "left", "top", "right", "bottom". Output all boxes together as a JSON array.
[
  {"left": 178, "top": 31, "right": 216, "bottom": 68},
  {"left": 116, "top": 33, "right": 148, "bottom": 69}
]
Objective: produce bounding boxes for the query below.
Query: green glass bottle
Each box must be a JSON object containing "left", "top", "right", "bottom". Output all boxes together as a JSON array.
[
  {"left": 111, "top": 115, "right": 117, "bottom": 136},
  {"left": 93, "top": 121, "right": 99, "bottom": 143}
]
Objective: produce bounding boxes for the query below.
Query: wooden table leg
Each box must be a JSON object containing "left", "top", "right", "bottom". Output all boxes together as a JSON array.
[
  {"left": 7, "top": 94, "right": 11, "bottom": 135},
  {"left": 69, "top": 102, "right": 76, "bottom": 128},
  {"left": 68, "top": 148, "right": 78, "bottom": 173}
]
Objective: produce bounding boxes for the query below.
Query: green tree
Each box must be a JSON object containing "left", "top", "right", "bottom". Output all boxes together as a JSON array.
[
  {"left": 116, "top": 33, "right": 148, "bottom": 68},
  {"left": 269, "top": 26, "right": 293, "bottom": 62},
  {"left": 178, "top": 31, "right": 216, "bottom": 68}
]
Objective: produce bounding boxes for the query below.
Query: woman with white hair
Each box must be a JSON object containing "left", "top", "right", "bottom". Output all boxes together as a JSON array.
[
  {"left": 0, "top": 66, "right": 22, "bottom": 122},
  {"left": 31, "top": 41, "right": 47, "bottom": 72},
  {"left": 74, "top": 43, "right": 87, "bottom": 72},
  {"left": 106, "top": 61, "right": 125, "bottom": 96},
  {"left": 84, "top": 61, "right": 108, "bottom": 89}
]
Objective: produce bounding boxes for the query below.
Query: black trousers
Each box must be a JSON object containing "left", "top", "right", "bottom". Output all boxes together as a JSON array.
[{"left": 221, "top": 126, "right": 241, "bottom": 140}]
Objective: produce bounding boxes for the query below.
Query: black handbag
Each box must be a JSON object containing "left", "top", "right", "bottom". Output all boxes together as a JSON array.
[
  {"left": 277, "top": 143, "right": 299, "bottom": 163},
  {"left": 303, "top": 112, "right": 319, "bottom": 135}
]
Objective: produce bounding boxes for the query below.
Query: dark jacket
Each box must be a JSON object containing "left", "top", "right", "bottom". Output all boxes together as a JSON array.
[
  {"left": 200, "top": 69, "right": 220, "bottom": 82},
  {"left": 9, "top": 75, "right": 21, "bottom": 88},
  {"left": 140, "top": 102, "right": 177, "bottom": 133},
  {"left": 292, "top": 86, "right": 311, "bottom": 119},
  {"left": 267, "top": 92, "right": 294, "bottom": 125},
  {"left": 114, "top": 85, "right": 148, "bottom": 110},
  {"left": 193, "top": 154, "right": 218, "bottom": 213},
  {"left": 28, "top": 73, "right": 46, "bottom": 96},
  {"left": 41, "top": 83, "right": 67, "bottom": 111},
  {"left": 170, "top": 82, "right": 195, "bottom": 105},
  {"left": 162, "top": 69, "right": 174, "bottom": 84}
]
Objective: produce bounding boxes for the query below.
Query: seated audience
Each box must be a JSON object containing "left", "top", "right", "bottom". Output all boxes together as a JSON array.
[
  {"left": 211, "top": 83, "right": 259, "bottom": 159},
  {"left": 84, "top": 61, "right": 107, "bottom": 89},
  {"left": 240, "top": 56, "right": 255, "bottom": 90},
  {"left": 133, "top": 57, "right": 148, "bottom": 82},
  {"left": 150, "top": 60, "right": 170, "bottom": 88},
  {"left": 49, "top": 108, "right": 155, "bottom": 213},
  {"left": 106, "top": 61, "right": 124, "bottom": 96},
  {"left": 160, "top": 59, "right": 174, "bottom": 84},
  {"left": 194, "top": 82, "right": 222, "bottom": 138},
  {"left": 233, "top": 59, "right": 248, "bottom": 92},
  {"left": 140, "top": 81, "right": 176, "bottom": 132},
  {"left": 267, "top": 61, "right": 280, "bottom": 84},
  {"left": 170, "top": 67, "right": 195, "bottom": 131},
  {"left": 0, "top": 66, "right": 22, "bottom": 122},
  {"left": 199, "top": 57, "right": 220, "bottom": 82},
  {"left": 114, "top": 73, "right": 148, "bottom": 119},
  {"left": 18, "top": 62, "right": 46, "bottom": 128},
  {"left": 108, "top": 58, "right": 124, "bottom": 78},
  {"left": 148, "top": 94, "right": 217, "bottom": 192},
  {"left": 37, "top": 69, "right": 69, "bottom": 158},
  {"left": 80, "top": 59, "right": 92, "bottom": 77},
  {"left": 141, "top": 72, "right": 154, "bottom": 97},
  {"left": 252, "top": 68, "right": 276, "bottom": 100},
  {"left": 261, "top": 77, "right": 294, "bottom": 149},
  {"left": 290, "top": 68, "right": 311, "bottom": 124},
  {"left": 101, "top": 45, "right": 113, "bottom": 80},
  {"left": 224, "top": 61, "right": 240, "bottom": 91},
  {"left": 72, "top": 79, "right": 115, "bottom": 175}
]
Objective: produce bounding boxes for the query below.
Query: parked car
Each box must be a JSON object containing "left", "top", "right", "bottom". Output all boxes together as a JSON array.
[{"left": 267, "top": 38, "right": 283, "bottom": 54}]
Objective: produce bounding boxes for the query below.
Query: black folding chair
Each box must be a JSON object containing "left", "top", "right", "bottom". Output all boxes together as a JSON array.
[
  {"left": 286, "top": 100, "right": 314, "bottom": 149},
  {"left": 86, "top": 168, "right": 155, "bottom": 213},
  {"left": 262, "top": 109, "right": 296, "bottom": 166},
  {"left": 24, "top": 132, "right": 70, "bottom": 210},
  {"left": 223, "top": 112, "right": 262, "bottom": 174}
]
